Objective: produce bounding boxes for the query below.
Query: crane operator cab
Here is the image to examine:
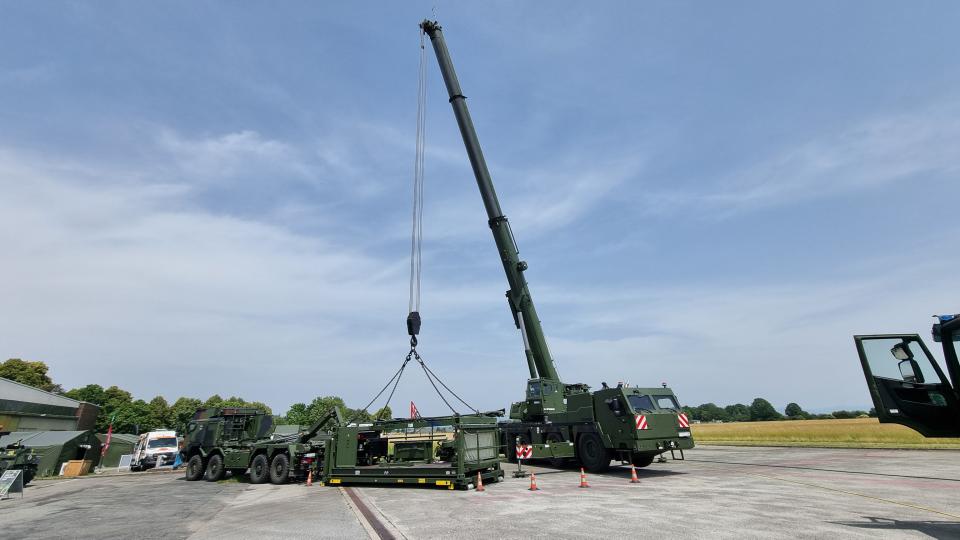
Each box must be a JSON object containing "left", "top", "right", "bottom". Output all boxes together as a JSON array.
[
  {"left": 517, "top": 379, "right": 567, "bottom": 420},
  {"left": 855, "top": 314, "right": 960, "bottom": 437}
]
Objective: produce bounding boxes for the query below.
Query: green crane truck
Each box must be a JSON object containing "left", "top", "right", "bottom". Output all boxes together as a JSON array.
[
  {"left": 419, "top": 20, "right": 694, "bottom": 473},
  {"left": 181, "top": 407, "right": 339, "bottom": 484},
  {"left": 855, "top": 313, "right": 960, "bottom": 437}
]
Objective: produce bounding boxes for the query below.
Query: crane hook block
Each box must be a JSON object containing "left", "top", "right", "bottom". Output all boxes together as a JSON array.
[{"left": 407, "top": 311, "right": 422, "bottom": 336}]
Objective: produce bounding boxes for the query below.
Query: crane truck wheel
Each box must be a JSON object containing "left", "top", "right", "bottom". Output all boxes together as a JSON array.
[
  {"left": 577, "top": 433, "right": 611, "bottom": 473},
  {"left": 204, "top": 454, "right": 225, "bottom": 482},
  {"left": 269, "top": 453, "right": 290, "bottom": 485},
  {"left": 249, "top": 454, "right": 270, "bottom": 484},
  {"left": 185, "top": 455, "right": 206, "bottom": 481},
  {"left": 631, "top": 453, "right": 655, "bottom": 468}
]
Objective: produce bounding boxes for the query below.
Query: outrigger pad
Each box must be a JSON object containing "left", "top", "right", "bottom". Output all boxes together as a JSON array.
[{"left": 407, "top": 311, "right": 421, "bottom": 336}]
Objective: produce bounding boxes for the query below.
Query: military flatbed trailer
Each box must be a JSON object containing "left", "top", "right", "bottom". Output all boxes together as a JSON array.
[{"left": 322, "top": 413, "right": 503, "bottom": 490}]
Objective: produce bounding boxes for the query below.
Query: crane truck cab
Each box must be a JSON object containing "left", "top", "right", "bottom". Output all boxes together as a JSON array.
[{"left": 855, "top": 314, "right": 960, "bottom": 437}]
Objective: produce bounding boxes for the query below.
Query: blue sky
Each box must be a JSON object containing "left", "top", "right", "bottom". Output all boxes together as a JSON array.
[{"left": 1, "top": 2, "right": 958, "bottom": 415}]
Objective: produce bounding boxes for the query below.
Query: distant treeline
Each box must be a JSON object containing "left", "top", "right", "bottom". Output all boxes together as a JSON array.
[
  {"left": 2, "top": 359, "right": 388, "bottom": 435},
  {"left": 682, "top": 398, "right": 875, "bottom": 423}
]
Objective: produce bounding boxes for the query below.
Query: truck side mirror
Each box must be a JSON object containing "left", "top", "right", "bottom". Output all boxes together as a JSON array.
[{"left": 899, "top": 359, "right": 925, "bottom": 383}]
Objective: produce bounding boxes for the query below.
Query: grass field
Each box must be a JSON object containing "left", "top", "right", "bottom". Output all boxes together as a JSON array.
[{"left": 691, "top": 417, "right": 960, "bottom": 449}]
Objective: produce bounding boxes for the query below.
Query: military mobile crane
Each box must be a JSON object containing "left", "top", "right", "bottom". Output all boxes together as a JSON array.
[
  {"left": 855, "top": 314, "right": 960, "bottom": 437},
  {"left": 420, "top": 20, "right": 694, "bottom": 473}
]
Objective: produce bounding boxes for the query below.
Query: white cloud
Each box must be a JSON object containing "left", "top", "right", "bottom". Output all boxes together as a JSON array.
[{"left": 638, "top": 102, "right": 960, "bottom": 216}]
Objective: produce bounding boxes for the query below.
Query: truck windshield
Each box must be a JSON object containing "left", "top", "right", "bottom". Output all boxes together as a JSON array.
[
  {"left": 627, "top": 395, "right": 655, "bottom": 412},
  {"left": 654, "top": 396, "right": 680, "bottom": 411},
  {"left": 148, "top": 437, "right": 177, "bottom": 449}
]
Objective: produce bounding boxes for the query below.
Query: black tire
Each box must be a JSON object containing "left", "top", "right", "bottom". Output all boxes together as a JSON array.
[
  {"left": 185, "top": 455, "right": 206, "bottom": 481},
  {"left": 249, "top": 454, "right": 270, "bottom": 484},
  {"left": 205, "top": 454, "right": 225, "bottom": 482},
  {"left": 632, "top": 453, "right": 656, "bottom": 468},
  {"left": 269, "top": 453, "right": 290, "bottom": 485},
  {"left": 23, "top": 469, "right": 35, "bottom": 485},
  {"left": 577, "top": 433, "right": 611, "bottom": 473}
]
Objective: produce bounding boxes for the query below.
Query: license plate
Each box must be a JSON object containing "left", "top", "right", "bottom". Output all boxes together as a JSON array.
[{"left": 678, "top": 431, "right": 691, "bottom": 438}]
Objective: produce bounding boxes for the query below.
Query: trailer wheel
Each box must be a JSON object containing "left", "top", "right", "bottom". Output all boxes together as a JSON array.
[
  {"left": 250, "top": 454, "right": 270, "bottom": 484},
  {"left": 577, "top": 433, "right": 611, "bottom": 473},
  {"left": 205, "top": 454, "right": 225, "bottom": 482},
  {"left": 631, "top": 453, "right": 655, "bottom": 468},
  {"left": 185, "top": 455, "right": 206, "bottom": 481},
  {"left": 269, "top": 453, "right": 290, "bottom": 485}
]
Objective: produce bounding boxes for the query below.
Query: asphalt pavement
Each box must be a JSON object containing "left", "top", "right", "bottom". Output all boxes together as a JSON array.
[{"left": 3, "top": 446, "right": 958, "bottom": 539}]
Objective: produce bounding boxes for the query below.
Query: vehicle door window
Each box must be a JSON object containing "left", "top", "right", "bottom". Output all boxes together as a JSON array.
[{"left": 860, "top": 337, "right": 942, "bottom": 385}]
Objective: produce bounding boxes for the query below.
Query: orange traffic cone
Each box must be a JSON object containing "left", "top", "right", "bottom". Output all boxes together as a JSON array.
[
  {"left": 528, "top": 472, "right": 539, "bottom": 491},
  {"left": 306, "top": 470, "right": 313, "bottom": 486},
  {"left": 579, "top": 468, "right": 590, "bottom": 488},
  {"left": 630, "top": 465, "right": 640, "bottom": 484}
]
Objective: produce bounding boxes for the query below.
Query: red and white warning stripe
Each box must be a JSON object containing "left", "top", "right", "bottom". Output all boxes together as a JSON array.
[
  {"left": 515, "top": 445, "right": 533, "bottom": 459},
  {"left": 678, "top": 413, "right": 689, "bottom": 428},
  {"left": 635, "top": 414, "right": 649, "bottom": 430}
]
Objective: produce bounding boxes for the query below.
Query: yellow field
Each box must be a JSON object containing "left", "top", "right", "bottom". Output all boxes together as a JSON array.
[{"left": 691, "top": 418, "right": 960, "bottom": 449}]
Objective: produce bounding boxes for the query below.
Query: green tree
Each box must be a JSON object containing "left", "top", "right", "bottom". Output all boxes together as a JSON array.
[
  {"left": 724, "top": 403, "right": 751, "bottom": 422},
  {"left": 1, "top": 358, "right": 61, "bottom": 392},
  {"left": 170, "top": 397, "right": 202, "bottom": 433},
  {"left": 305, "top": 396, "right": 347, "bottom": 423},
  {"left": 65, "top": 384, "right": 107, "bottom": 406},
  {"left": 784, "top": 402, "right": 805, "bottom": 418},
  {"left": 148, "top": 396, "right": 172, "bottom": 429},
  {"left": 203, "top": 394, "right": 224, "bottom": 408},
  {"left": 749, "top": 398, "right": 782, "bottom": 421},
  {"left": 373, "top": 405, "right": 393, "bottom": 420},
  {"left": 697, "top": 403, "right": 729, "bottom": 422},
  {"left": 283, "top": 403, "right": 310, "bottom": 426}
]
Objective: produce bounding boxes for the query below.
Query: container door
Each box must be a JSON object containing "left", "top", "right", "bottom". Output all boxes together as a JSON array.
[{"left": 855, "top": 334, "right": 960, "bottom": 437}]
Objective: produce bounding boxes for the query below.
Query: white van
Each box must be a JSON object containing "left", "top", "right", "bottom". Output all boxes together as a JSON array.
[{"left": 130, "top": 430, "right": 179, "bottom": 471}]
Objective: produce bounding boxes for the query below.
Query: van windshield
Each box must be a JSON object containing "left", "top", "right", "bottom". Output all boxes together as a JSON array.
[{"left": 148, "top": 437, "right": 177, "bottom": 449}]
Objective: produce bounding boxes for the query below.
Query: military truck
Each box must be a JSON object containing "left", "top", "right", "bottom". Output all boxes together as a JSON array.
[
  {"left": 418, "top": 20, "right": 694, "bottom": 472},
  {"left": 181, "top": 407, "right": 338, "bottom": 484},
  {"left": 0, "top": 434, "right": 40, "bottom": 485}
]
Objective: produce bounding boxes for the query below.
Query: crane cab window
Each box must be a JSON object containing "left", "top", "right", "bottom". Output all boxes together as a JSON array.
[
  {"left": 654, "top": 396, "right": 680, "bottom": 411},
  {"left": 627, "top": 394, "right": 655, "bottom": 412},
  {"left": 527, "top": 381, "right": 541, "bottom": 398}
]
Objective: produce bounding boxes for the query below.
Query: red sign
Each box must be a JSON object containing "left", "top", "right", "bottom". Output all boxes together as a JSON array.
[
  {"left": 678, "top": 413, "right": 690, "bottom": 428},
  {"left": 515, "top": 445, "right": 533, "bottom": 459},
  {"left": 635, "top": 414, "right": 649, "bottom": 430}
]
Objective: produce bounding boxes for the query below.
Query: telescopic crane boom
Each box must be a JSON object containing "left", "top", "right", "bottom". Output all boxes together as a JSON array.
[{"left": 420, "top": 20, "right": 559, "bottom": 385}]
